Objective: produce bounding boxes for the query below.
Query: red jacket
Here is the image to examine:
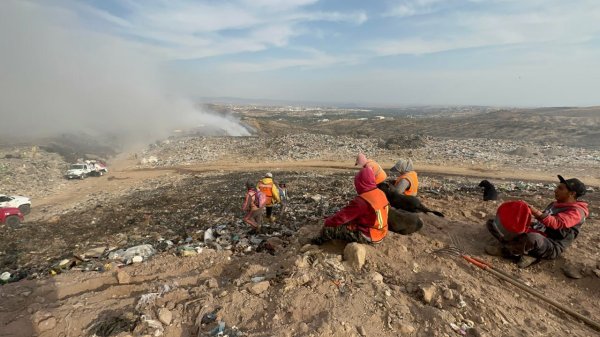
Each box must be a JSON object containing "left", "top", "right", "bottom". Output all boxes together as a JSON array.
[
  {"left": 324, "top": 167, "right": 389, "bottom": 241},
  {"left": 538, "top": 201, "right": 589, "bottom": 230}
]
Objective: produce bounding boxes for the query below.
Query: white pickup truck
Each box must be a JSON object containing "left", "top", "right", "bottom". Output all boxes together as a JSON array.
[
  {"left": 65, "top": 163, "right": 92, "bottom": 179},
  {"left": 0, "top": 194, "right": 31, "bottom": 215}
]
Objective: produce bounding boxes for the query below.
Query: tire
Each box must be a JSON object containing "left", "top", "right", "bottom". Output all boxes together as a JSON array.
[
  {"left": 18, "top": 204, "right": 31, "bottom": 215},
  {"left": 5, "top": 215, "right": 20, "bottom": 227}
]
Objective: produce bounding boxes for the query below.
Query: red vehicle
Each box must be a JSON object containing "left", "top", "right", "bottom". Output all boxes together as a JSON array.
[{"left": 1, "top": 207, "right": 24, "bottom": 227}]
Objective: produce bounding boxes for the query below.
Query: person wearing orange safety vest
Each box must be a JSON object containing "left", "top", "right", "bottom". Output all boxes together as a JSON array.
[
  {"left": 257, "top": 172, "right": 281, "bottom": 222},
  {"left": 311, "top": 167, "right": 389, "bottom": 245},
  {"left": 355, "top": 153, "right": 387, "bottom": 185},
  {"left": 390, "top": 158, "right": 419, "bottom": 196}
]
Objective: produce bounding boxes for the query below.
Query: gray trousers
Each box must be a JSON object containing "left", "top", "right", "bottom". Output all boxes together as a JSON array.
[{"left": 486, "top": 219, "right": 563, "bottom": 259}]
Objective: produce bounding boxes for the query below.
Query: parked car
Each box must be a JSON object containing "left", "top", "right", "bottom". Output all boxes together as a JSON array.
[
  {"left": 0, "top": 207, "right": 24, "bottom": 227},
  {"left": 0, "top": 194, "right": 31, "bottom": 215},
  {"left": 65, "top": 163, "right": 92, "bottom": 179}
]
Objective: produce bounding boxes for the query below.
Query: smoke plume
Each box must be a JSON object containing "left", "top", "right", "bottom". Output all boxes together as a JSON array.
[{"left": 0, "top": 0, "right": 249, "bottom": 144}]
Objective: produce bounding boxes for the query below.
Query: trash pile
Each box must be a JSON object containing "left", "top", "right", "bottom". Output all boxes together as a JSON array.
[
  {"left": 136, "top": 133, "right": 600, "bottom": 176},
  {"left": 0, "top": 146, "right": 68, "bottom": 199}
]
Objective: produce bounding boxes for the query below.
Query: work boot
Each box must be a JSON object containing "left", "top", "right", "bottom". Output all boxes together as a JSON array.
[
  {"left": 485, "top": 244, "right": 520, "bottom": 261},
  {"left": 517, "top": 255, "right": 539, "bottom": 269}
]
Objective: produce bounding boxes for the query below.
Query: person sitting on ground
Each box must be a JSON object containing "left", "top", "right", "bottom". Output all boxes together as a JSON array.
[
  {"left": 486, "top": 175, "right": 589, "bottom": 268},
  {"left": 257, "top": 172, "right": 281, "bottom": 223},
  {"left": 242, "top": 181, "right": 263, "bottom": 231},
  {"left": 312, "top": 167, "right": 390, "bottom": 245},
  {"left": 355, "top": 153, "right": 387, "bottom": 185},
  {"left": 389, "top": 158, "right": 418, "bottom": 196}
]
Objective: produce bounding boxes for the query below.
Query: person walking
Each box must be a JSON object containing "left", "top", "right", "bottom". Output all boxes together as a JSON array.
[
  {"left": 257, "top": 172, "right": 281, "bottom": 223},
  {"left": 242, "top": 181, "right": 264, "bottom": 231}
]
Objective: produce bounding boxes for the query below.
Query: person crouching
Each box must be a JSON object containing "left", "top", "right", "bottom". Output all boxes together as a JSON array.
[{"left": 312, "top": 167, "right": 390, "bottom": 245}]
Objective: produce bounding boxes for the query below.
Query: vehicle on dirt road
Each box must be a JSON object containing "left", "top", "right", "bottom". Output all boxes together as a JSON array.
[
  {"left": 0, "top": 207, "right": 24, "bottom": 227},
  {"left": 86, "top": 160, "right": 108, "bottom": 176},
  {"left": 65, "top": 163, "right": 92, "bottom": 179},
  {"left": 0, "top": 194, "right": 31, "bottom": 215}
]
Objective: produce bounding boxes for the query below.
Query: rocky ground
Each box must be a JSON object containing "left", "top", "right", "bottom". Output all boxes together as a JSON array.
[{"left": 1, "top": 106, "right": 599, "bottom": 337}]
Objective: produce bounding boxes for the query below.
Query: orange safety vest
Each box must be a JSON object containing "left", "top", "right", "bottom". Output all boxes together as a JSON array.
[
  {"left": 257, "top": 181, "right": 274, "bottom": 205},
  {"left": 359, "top": 189, "right": 390, "bottom": 243},
  {"left": 365, "top": 160, "right": 387, "bottom": 185},
  {"left": 394, "top": 171, "right": 419, "bottom": 196}
]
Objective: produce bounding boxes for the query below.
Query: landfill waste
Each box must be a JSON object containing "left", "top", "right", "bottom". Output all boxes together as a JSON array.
[{"left": 108, "top": 244, "right": 156, "bottom": 264}]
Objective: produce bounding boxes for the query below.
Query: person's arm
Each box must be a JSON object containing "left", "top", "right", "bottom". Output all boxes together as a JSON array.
[
  {"left": 272, "top": 184, "right": 281, "bottom": 203},
  {"left": 242, "top": 192, "right": 250, "bottom": 211},
  {"left": 324, "top": 198, "right": 366, "bottom": 227},
  {"left": 393, "top": 179, "right": 410, "bottom": 194},
  {"left": 538, "top": 208, "right": 584, "bottom": 230}
]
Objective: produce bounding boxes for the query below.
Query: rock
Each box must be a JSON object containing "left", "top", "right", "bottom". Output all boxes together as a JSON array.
[
  {"left": 131, "top": 256, "right": 143, "bottom": 263},
  {"left": 206, "top": 278, "right": 219, "bottom": 288},
  {"left": 399, "top": 323, "right": 415, "bottom": 334},
  {"left": 116, "top": 270, "right": 131, "bottom": 284},
  {"left": 300, "top": 244, "right": 318, "bottom": 253},
  {"left": 357, "top": 325, "right": 367, "bottom": 336},
  {"left": 477, "top": 211, "right": 487, "bottom": 219},
  {"left": 157, "top": 308, "right": 172, "bottom": 326},
  {"left": 249, "top": 281, "right": 270, "bottom": 295},
  {"left": 370, "top": 272, "right": 384, "bottom": 283},
  {"left": 442, "top": 288, "right": 454, "bottom": 300},
  {"left": 294, "top": 256, "right": 309, "bottom": 269},
  {"left": 466, "top": 328, "right": 483, "bottom": 337},
  {"left": 343, "top": 243, "right": 366, "bottom": 270},
  {"left": 593, "top": 269, "right": 600, "bottom": 278},
  {"left": 37, "top": 316, "right": 57, "bottom": 332},
  {"left": 562, "top": 265, "right": 583, "bottom": 279},
  {"left": 84, "top": 247, "right": 106, "bottom": 258},
  {"left": 420, "top": 285, "right": 436, "bottom": 304},
  {"left": 461, "top": 210, "right": 472, "bottom": 217}
]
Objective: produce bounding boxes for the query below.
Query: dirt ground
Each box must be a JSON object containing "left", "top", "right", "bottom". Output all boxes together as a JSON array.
[{"left": 1, "top": 153, "right": 599, "bottom": 337}]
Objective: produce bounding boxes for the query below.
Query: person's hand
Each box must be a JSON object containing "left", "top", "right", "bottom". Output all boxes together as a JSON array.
[{"left": 527, "top": 204, "right": 542, "bottom": 218}]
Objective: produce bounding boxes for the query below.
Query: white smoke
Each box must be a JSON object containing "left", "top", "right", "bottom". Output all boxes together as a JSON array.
[{"left": 0, "top": 0, "right": 249, "bottom": 142}]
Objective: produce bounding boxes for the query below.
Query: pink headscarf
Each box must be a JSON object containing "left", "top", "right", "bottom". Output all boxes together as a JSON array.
[
  {"left": 355, "top": 153, "right": 368, "bottom": 167},
  {"left": 354, "top": 167, "right": 377, "bottom": 194}
]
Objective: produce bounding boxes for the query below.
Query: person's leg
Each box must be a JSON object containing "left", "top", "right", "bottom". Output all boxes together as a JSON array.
[
  {"left": 252, "top": 209, "right": 263, "bottom": 231},
  {"left": 266, "top": 206, "right": 273, "bottom": 218},
  {"left": 316, "top": 225, "right": 371, "bottom": 244},
  {"left": 244, "top": 212, "right": 259, "bottom": 229},
  {"left": 506, "top": 233, "right": 562, "bottom": 259}
]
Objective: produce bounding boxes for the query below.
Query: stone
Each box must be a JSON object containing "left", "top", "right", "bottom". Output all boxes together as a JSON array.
[
  {"left": 562, "top": 265, "right": 583, "bottom": 279},
  {"left": 343, "top": 243, "right": 366, "bottom": 270},
  {"left": 131, "top": 256, "right": 143, "bottom": 263},
  {"left": 442, "top": 288, "right": 454, "bottom": 300},
  {"left": 593, "top": 269, "right": 600, "bottom": 278},
  {"left": 206, "top": 278, "right": 219, "bottom": 288},
  {"left": 300, "top": 244, "right": 318, "bottom": 253},
  {"left": 294, "top": 256, "right": 309, "bottom": 269},
  {"left": 116, "top": 270, "right": 131, "bottom": 284},
  {"left": 420, "top": 285, "right": 436, "bottom": 304},
  {"left": 249, "top": 281, "right": 270, "bottom": 295},
  {"left": 37, "top": 316, "right": 57, "bottom": 332},
  {"left": 399, "top": 323, "right": 415, "bottom": 334},
  {"left": 357, "top": 325, "right": 367, "bottom": 336},
  {"left": 157, "top": 308, "right": 173, "bottom": 326},
  {"left": 370, "top": 272, "right": 384, "bottom": 283},
  {"left": 84, "top": 247, "right": 106, "bottom": 258}
]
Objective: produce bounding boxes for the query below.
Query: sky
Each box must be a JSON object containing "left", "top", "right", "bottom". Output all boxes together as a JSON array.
[{"left": 2, "top": 0, "right": 600, "bottom": 137}]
